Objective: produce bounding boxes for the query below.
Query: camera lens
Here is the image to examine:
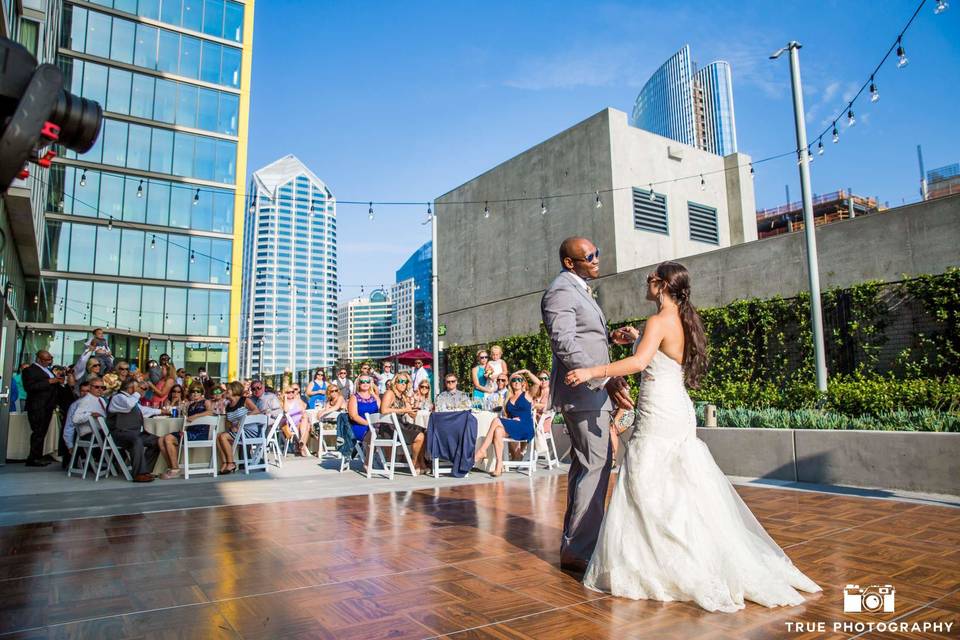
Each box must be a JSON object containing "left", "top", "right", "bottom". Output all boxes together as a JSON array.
[{"left": 49, "top": 89, "right": 102, "bottom": 153}]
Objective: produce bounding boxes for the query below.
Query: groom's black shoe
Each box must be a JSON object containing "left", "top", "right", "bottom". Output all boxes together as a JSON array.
[{"left": 560, "top": 560, "right": 588, "bottom": 575}]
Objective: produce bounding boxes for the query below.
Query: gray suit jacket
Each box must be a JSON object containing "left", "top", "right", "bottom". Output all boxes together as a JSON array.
[{"left": 541, "top": 271, "right": 612, "bottom": 413}]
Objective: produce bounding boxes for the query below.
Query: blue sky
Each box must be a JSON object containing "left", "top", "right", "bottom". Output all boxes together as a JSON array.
[{"left": 247, "top": 0, "right": 959, "bottom": 298}]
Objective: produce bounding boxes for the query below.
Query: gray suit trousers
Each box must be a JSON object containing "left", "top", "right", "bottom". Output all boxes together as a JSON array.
[{"left": 560, "top": 409, "right": 612, "bottom": 568}]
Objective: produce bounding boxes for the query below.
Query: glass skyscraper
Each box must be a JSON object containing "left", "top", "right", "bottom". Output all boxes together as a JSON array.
[
  {"left": 395, "top": 240, "right": 432, "bottom": 353},
  {"left": 631, "top": 44, "right": 737, "bottom": 157},
  {"left": 239, "top": 155, "right": 338, "bottom": 378},
  {"left": 28, "top": 0, "right": 254, "bottom": 379},
  {"left": 338, "top": 289, "right": 392, "bottom": 363}
]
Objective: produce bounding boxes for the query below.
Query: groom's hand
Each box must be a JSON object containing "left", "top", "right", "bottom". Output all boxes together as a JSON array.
[{"left": 605, "top": 376, "right": 634, "bottom": 410}]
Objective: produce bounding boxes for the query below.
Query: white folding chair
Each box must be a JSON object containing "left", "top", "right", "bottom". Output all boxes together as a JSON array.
[
  {"left": 179, "top": 416, "right": 220, "bottom": 479},
  {"left": 66, "top": 421, "right": 102, "bottom": 479},
  {"left": 231, "top": 414, "right": 272, "bottom": 474},
  {"left": 280, "top": 412, "right": 313, "bottom": 459},
  {"left": 313, "top": 412, "right": 344, "bottom": 463},
  {"left": 361, "top": 412, "right": 418, "bottom": 479},
  {"left": 534, "top": 410, "right": 560, "bottom": 469},
  {"left": 501, "top": 411, "right": 537, "bottom": 477},
  {"left": 89, "top": 416, "right": 133, "bottom": 482}
]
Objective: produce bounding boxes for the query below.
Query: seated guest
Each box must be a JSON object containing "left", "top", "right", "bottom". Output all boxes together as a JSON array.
[
  {"left": 356, "top": 363, "right": 380, "bottom": 401},
  {"left": 108, "top": 378, "right": 172, "bottom": 480},
  {"left": 435, "top": 374, "right": 471, "bottom": 411},
  {"left": 216, "top": 381, "right": 261, "bottom": 474},
  {"left": 378, "top": 375, "right": 427, "bottom": 473},
  {"left": 162, "top": 385, "right": 184, "bottom": 414},
  {"left": 347, "top": 375, "right": 380, "bottom": 470},
  {"left": 317, "top": 383, "right": 346, "bottom": 420},
  {"left": 488, "top": 375, "right": 509, "bottom": 407},
  {"left": 532, "top": 370, "right": 553, "bottom": 433},
  {"left": 249, "top": 380, "right": 282, "bottom": 422},
  {"left": 412, "top": 379, "right": 433, "bottom": 411},
  {"left": 157, "top": 384, "right": 215, "bottom": 479},
  {"left": 474, "top": 370, "right": 541, "bottom": 477},
  {"left": 306, "top": 369, "right": 327, "bottom": 409},
  {"left": 281, "top": 384, "right": 311, "bottom": 457},
  {"left": 145, "top": 363, "right": 177, "bottom": 408},
  {"left": 63, "top": 380, "right": 91, "bottom": 454},
  {"left": 114, "top": 360, "right": 131, "bottom": 385}
]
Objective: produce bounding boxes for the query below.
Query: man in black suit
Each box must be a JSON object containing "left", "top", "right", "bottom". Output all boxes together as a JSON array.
[{"left": 22, "top": 350, "right": 63, "bottom": 467}]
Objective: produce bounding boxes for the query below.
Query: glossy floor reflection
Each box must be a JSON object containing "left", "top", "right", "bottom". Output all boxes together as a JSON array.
[{"left": 0, "top": 474, "right": 957, "bottom": 639}]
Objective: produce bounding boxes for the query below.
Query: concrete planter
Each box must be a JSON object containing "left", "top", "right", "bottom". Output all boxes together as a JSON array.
[{"left": 697, "top": 427, "right": 960, "bottom": 496}]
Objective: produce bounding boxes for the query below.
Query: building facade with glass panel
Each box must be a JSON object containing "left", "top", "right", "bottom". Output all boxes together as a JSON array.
[
  {"left": 390, "top": 277, "right": 415, "bottom": 355},
  {"left": 238, "top": 155, "right": 338, "bottom": 378},
  {"left": 395, "top": 240, "right": 432, "bottom": 353},
  {"left": 631, "top": 44, "right": 737, "bottom": 157},
  {"left": 25, "top": 0, "right": 254, "bottom": 380},
  {"left": 338, "top": 290, "right": 392, "bottom": 363}
]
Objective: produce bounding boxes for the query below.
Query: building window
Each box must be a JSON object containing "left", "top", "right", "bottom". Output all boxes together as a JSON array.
[
  {"left": 632, "top": 188, "right": 668, "bottom": 235},
  {"left": 687, "top": 201, "right": 719, "bottom": 245}
]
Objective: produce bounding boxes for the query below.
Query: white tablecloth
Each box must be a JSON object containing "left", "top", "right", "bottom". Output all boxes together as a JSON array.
[
  {"left": 144, "top": 415, "right": 226, "bottom": 474},
  {"left": 6, "top": 413, "right": 60, "bottom": 460}
]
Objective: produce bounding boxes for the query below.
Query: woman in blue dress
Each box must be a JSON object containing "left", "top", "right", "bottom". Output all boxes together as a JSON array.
[
  {"left": 474, "top": 369, "right": 541, "bottom": 476},
  {"left": 470, "top": 350, "right": 493, "bottom": 404},
  {"left": 347, "top": 376, "right": 381, "bottom": 472},
  {"left": 306, "top": 369, "right": 327, "bottom": 409}
]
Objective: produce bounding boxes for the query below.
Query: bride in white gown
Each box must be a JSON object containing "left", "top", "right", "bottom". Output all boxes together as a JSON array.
[{"left": 565, "top": 261, "right": 821, "bottom": 613}]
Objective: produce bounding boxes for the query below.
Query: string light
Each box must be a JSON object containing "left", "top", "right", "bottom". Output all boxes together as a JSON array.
[
  {"left": 749, "top": 163, "right": 755, "bottom": 177},
  {"left": 107, "top": 216, "right": 113, "bottom": 230},
  {"left": 817, "top": 138, "right": 824, "bottom": 155},
  {"left": 540, "top": 199, "right": 547, "bottom": 215},
  {"left": 594, "top": 191, "right": 602, "bottom": 209},
  {"left": 368, "top": 201, "right": 374, "bottom": 221},
  {"left": 869, "top": 76, "right": 879, "bottom": 102},
  {"left": 847, "top": 108, "right": 856, "bottom": 127},
  {"left": 483, "top": 202, "right": 490, "bottom": 219},
  {"left": 79, "top": 171, "right": 86, "bottom": 187},
  {"left": 699, "top": 174, "right": 706, "bottom": 190},
  {"left": 136, "top": 179, "right": 144, "bottom": 198},
  {"left": 832, "top": 123, "right": 839, "bottom": 143},
  {"left": 190, "top": 250, "right": 196, "bottom": 264},
  {"left": 150, "top": 235, "right": 156, "bottom": 249},
  {"left": 896, "top": 37, "right": 909, "bottom": 68},
  {"left": 248, "top": 195, "right": 256, "bottom": 213},
  {"left": 193, "top": 188, "right": 200, "bottom": 205},
  {"left": 935, "top": 0, "right": 949, "bottom": 13},
  {"left": 648, "top": 184, "right": 656, "bottom": 202}
]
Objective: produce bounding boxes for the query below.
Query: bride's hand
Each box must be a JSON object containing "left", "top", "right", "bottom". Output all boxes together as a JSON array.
[
  {"left": 612, "top": 326, "right": 640, "bottom": 344},
  {"left": 565, "top": 368, "right": 592, "bottom": 387}
]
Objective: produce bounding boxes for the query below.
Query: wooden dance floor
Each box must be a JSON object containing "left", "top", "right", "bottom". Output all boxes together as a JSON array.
[{"left": 0, "top": 474, "right": 957, "bottom": 639}]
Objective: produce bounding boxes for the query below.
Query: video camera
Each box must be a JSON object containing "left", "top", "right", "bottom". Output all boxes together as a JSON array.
[{"left": 0, "top": 36, "right": 102, "bottom": 194}]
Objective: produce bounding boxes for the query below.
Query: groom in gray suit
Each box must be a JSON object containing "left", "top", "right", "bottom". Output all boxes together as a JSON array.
[{"left": 541, "top": 236, "right": 633, "bottom": 573}]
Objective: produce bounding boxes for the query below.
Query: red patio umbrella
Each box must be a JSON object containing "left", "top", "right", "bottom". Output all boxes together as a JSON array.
[{"left": 390, "top": 348, "right": 433, "bottom": 366}]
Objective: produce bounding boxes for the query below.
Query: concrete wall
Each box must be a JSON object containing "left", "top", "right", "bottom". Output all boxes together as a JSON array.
[
  {"left": 440, "top": 193, "right": 960, "bottom": 346},
  {"left": 697, "top": 427, "right": 960, "bottom": 496},
  {"left": 608, "top": 111, "right": 753, "bottom": 272}
]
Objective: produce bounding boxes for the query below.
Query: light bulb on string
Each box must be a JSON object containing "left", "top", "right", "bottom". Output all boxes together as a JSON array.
[
  {"left": 896, "top": 38, "right": 908, "bottom": 68},
  {"left": 483, "top": 202, "right": 490, "bottom": 219},
  {"left": 648, "top": 184, "right": 656, "bottom": 201},
  {"left": 225, "top": 263, "right": 230, "bottom": 274},
  {"left": 699, "top": 174, "right": 705, "bottom": 191},
  {"left": 107, "top": 216, "right": 113, "bottom": 231},
  {"left": 832, "top": 123, "right": 839, "bottom": 143},
  {"left": 193, "top": 189, "right": 200, "bottom": 205},
  {"left": 368, "top": 202, "right": 374, "bottom": 221},
  {"left": 818, "top": 138, "right": 824, "bottom": 155},
  {"left": 869, "top": 77, "right": 879, "bottom": 102},
  {"left": 137, "top": 179, "right": 144, "bottom": 198},
  {"left": 248, "top": 196, "right": 256, "bottom": 213},
  {"left": 595, "top": 191, "right": 603, "bottom": 209},
  {"left": 935, "top": 0, "right": 949, "bottom": 14},
  {"left": 749, "top": 163, "right": 755, "bottom": 178},
  {"left": 847, "top": 109, "right": 855, "bottom": 127},
  {"left": 150, "top": 235, "right": 156, "bottom": 249},
  {"left": 79, "top": 171, "right": 87, "bottom": 187},
  {"left": 190, "top": 250, "right": 196, "bottom": 264},
  {"left": 807, "top": 146, "right": 814, "bottom": 164},
  {"left": 540, "top": 199, "right": 547, "bottom": 215}
]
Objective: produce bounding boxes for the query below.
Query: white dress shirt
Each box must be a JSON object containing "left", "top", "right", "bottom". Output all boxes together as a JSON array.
[
  {"left": 71, "top": 394, "right": 110, "bottom": 431},
  {"left": 108, "top": 391, "right": 162, "bottom": 418}
]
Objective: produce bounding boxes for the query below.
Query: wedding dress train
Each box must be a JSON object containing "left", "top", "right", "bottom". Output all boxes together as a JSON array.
[{"left": 582, "top": 350, "right": 821, "bottom": 613}]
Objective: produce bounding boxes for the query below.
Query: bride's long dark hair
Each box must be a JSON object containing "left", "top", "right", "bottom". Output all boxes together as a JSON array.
[{"left": 654, "top": 261, "right": 708, "bottom": 388}]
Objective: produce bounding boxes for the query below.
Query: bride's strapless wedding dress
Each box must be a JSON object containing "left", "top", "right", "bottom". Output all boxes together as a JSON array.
[{"left": 582, "top": 349, "right": 821, "bottom": 613}]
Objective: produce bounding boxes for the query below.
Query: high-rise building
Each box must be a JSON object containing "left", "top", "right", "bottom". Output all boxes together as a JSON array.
[
  {"left": 239, "top": 155, "right": 338, "bottom": 378},
  {"left": 390, "top": 278, "right": 415, "bottom": 354},
  {"left": 631, "top": 44, "right": 737, "bottom": 157},
  {"left": 395, "top": 240, "right": 432, "bottom": 352},
  {"left": 338, "top": 289, "right": 391, "bottom": 363},
  {"left": 927, "top": 163, "right": 960, "bottom": 200},
  {"left": 29, "top": 0, "right": 254, "bottom": 380}
]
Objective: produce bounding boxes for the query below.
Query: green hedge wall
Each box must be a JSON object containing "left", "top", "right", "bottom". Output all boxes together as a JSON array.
[{"left": 446, "top": 269, "right": 960, "bottom": 416}]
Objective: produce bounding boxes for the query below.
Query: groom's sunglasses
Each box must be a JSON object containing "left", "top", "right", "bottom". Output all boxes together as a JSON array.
[{"left": 573, "top": 248, "right": 600, "bottom": 263}]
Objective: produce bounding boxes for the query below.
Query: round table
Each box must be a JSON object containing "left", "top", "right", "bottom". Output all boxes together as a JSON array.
[
  {"left": 143, "top": 415, "right": 226, "bottom": 474},
  {"left": 422, "top": 410, "right": 499, "bottom": 472}
]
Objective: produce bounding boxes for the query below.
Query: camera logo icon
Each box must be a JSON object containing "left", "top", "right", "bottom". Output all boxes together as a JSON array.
[{"left": 843, "top": 584, "right": 895, "bottom": 613}]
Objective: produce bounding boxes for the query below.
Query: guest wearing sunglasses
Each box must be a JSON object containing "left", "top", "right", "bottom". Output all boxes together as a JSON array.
[
  {"left": 435, "top": 374, "right": 471, "bottom": 411},
  {"left": 474, "top": 370, "right": 542, "bottom": 476},
  {"left": 471, "top": 350, "right": 494, "bottom": 403},
  {"left": 281, "top": 384, "right": 311, "bottom": 456},
  {"left": 317, "top": 383, "right": 346, "bottom": 420},
  {"left": 377, "top": 376, "right": 428, "bottom": 473},
  {"left": 532, "top": 370, "right": 553, "bottom": 432},
  {"left": 347, "top": 376, "right": 380, "bottom": 471},
  {"left": 412, "top": 380, "right": 433, "bottom": 411}
]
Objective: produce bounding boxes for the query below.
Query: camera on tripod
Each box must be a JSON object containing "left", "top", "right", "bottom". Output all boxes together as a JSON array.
[{"left": 0, "top": 36, "right": 102, "bottom": 194}]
